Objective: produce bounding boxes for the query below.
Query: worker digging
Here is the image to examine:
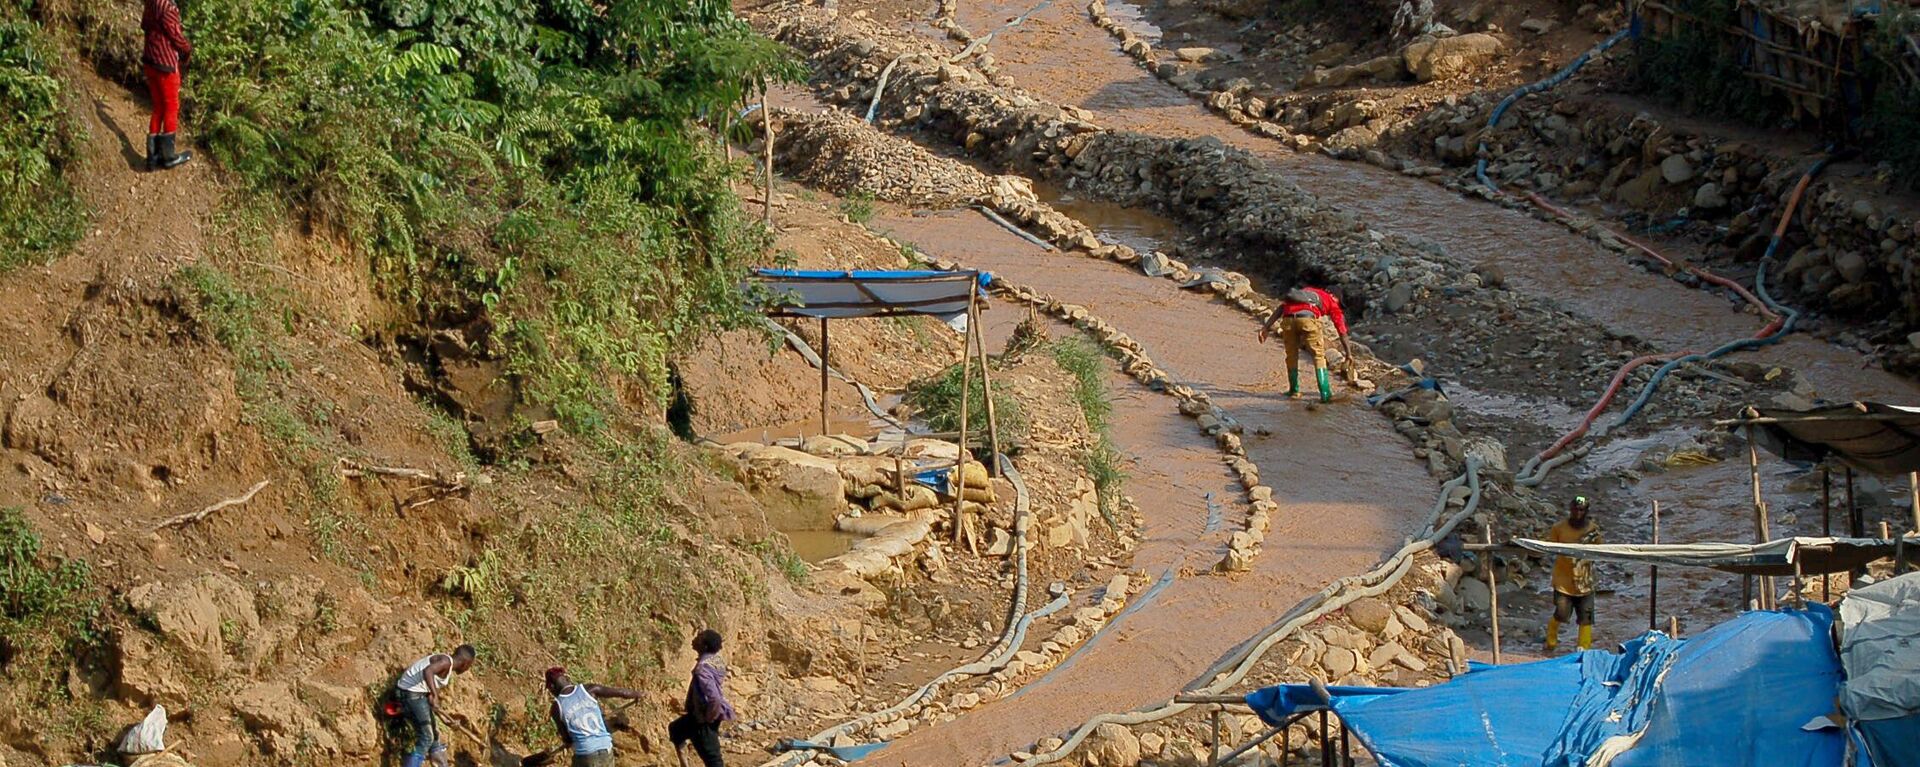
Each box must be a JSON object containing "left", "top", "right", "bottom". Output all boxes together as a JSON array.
[
  {"left": 1257, "top": 280, "right": 1352, "bottom": 405},
  {"left": 531, "top": 667, "right": 648, "bottom": 767},
  {"left": 390, "top": 645, "right": 478, "bottom": 767},
  {"left": 1544, "top": 497, "right": 1603, "bottom": 653}
]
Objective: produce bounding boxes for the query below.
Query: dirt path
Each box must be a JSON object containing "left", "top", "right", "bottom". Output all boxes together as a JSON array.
[
  {"left": 937, "top": 0, "right": 1915, "bottom": 404},
  {"left": 861, "top": 207, "right": 1434, "bottom": 764}
]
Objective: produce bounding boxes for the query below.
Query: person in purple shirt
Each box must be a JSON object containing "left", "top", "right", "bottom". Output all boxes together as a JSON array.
[{"left": 670, "top": 629, "right": 735, "bottom": 767}]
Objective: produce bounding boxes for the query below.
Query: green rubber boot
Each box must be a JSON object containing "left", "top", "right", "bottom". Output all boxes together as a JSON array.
[
  {"left": 1316, "top": 368, "right": 1333, "bottom": 404},
  {"left": 1286, "top": 370, "right": 1300, "bottom": 398}
]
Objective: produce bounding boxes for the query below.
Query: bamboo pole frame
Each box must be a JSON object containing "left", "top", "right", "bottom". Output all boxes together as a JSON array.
[
  {"left": 761, "top": 78, "right": 775, "bottom": 228},
  {"left": 1649, "top": 500, "right": 1661, "bottom": 630},
  {"left": 819, "top": 317, "right": 830, "bottom": 437},
  {"left": 1485, "top": 524, "right": 1501, "bottom": 664},
  {"left": 952, "top": 284, "right": 977, "bottom": 547},
  {"left": 973, "top": 296, "right": 1002, "bottom": 478},
  {"left": 1746, "top": 426, "right": 1775, "bottom": 611}
]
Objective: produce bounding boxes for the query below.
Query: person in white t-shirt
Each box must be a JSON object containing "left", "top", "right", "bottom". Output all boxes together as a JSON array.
[{"left": 391, "top": 645, "right": 477, "bottom": 767}]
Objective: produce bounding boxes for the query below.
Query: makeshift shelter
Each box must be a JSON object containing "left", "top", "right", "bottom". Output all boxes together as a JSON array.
[
  {"left": 1244, "top": 607, "right": 1847, "bottom": 767},
  {"left": 1839, "top": 571, "right": 1920, "bottom": 767},
  {"left": 1514, "top": 534, "right": 1920, "bottom": 577},
  {"left": 745, "top": 268, "right": 1003, "bottom": 546}
]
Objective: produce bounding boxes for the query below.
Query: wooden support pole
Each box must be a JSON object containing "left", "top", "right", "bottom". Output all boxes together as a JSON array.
[
  {"left": 1485, "top": 524, "right": 1502, "bottom": 664},
  {"left": 952, "top": 285, "right": 975, "bottom": 546},
  {"left": 1848, "top": 467, "right": 1863, "bottom": 584},
  {"left": 761, "top": 78, "right": 775, "bottom": 228},
  {"left": 1747, "top": 426, "right": 1774, "bottom": 610},
  {"left": 972, "top": 290, "right": 1002, "bottom": 478},
  {"left": 1668, "top": 615, "right": 1680, "bottom": 638},
  {"left": 1910, "top": 471, "right": 1919, "bottom": 536},
  {"left": 1210, "top": 706, "right": 1223, "bottom": 767},
  {"left": 1822, "top": 465, "right": 1832, "bottom": 602},
  {"left": 1318, "top": 710, "right": 1331, "bottom": 766},
  {"left": 1649, "top": 500, "right": 1661, "bottom": 631},
  {"left": 819, "top": 317, "right": 830, "bottom": 438}
]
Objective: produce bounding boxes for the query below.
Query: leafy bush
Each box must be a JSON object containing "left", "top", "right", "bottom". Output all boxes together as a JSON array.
[
  {"left": 0, "top": 15, "right": 85, "bottom": 268},
  {"left": 1632, "top": 0, "right": 1791, "bottom": 124},
  {"left": 0, "top": 507, "right": 98, "bottom": 686},
  {"left": 1864, "top": 12, "right": 1920, "bottom": 186},
  {"left": 176, "top": 0, "right": 801, "bottom": 432},
  {"left": 905, "top": 356, "right": 1029, "bottom": 445}
]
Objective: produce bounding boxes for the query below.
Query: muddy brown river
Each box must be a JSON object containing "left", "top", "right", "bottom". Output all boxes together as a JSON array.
[{"left": 866, "top": 207, "right": 1433, "bottom": 764}]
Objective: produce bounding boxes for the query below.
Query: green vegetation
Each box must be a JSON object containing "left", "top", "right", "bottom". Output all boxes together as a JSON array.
[
  {"left": 1864, "top": 13, "right": 1920, "bottom": 187},
  {"left": 839, "top": 190, "right": 876, "bottom": 223},
  {"left": 0, "top": 507, "right": 99, "bottom": 699},
  {"left": 1051, "top": 338, "right": 1126, "bottom": 524},
  {"left": 1632, "top": 0, "right": 1791, "bottom": 124},
  {"left": 905, "top": 355, "right": 1030, "bottom": 444},
  {"left": 0, "top": 14, "right": 85, "bottom": 268},
  {"left": 169, "top": 0, "right": 799, "bottom": 433}
]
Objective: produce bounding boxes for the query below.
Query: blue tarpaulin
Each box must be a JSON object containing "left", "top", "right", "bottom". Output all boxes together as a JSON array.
[
  {"left": 1245, "top": 607, "right": 1846, "bottom": 767},
  {"left": 748, "top": 269, "right": 993, "bottom": 319}
]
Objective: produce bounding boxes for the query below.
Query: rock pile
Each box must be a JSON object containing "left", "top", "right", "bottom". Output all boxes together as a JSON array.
[{"left": 771, "top": 110, "right": 995, "bottom": 206}]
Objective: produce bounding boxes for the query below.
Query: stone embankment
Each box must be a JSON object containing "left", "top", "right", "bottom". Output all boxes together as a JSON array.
[{"left": 1077, "top": 1, "right": 1920, "bottom": 366}]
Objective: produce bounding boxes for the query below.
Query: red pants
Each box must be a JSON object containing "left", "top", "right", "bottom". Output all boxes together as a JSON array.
[{"left": 144, "top": 65, "right": 180, "bottom": 134}]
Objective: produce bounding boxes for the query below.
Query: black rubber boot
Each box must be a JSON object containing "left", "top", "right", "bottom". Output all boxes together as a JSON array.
[
  {"left": 157, "top": 133, "right": 192, "bottom": 170},
  {"left": 145, "top": 134, "right": 159, "bottom": 171}
]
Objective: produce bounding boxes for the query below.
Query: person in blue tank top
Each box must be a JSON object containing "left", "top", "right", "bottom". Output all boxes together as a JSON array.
[{"left": 544, "top": 666, "right": 646, "bottom": 766}]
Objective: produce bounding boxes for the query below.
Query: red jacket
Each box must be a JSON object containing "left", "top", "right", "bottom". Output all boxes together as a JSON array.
[
  {"left": 1277, "top": 286, "right": 1348, "bottom": 336},
  {"left": 142, "top": 0, "right": 191, "bottom": 73}
]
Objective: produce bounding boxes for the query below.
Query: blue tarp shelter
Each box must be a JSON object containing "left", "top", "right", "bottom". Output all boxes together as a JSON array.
[
  {"left": 1245, "top": 607, "right": 1847, "bottom": 767},
  {"left": 748, "top": 269, "right": 991, "bottom": 319}
]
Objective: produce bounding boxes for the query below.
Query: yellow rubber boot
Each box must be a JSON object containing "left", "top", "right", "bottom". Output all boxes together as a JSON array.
[
  {"left": 1544, "top": 618, "right": 1560, "bottom": 653},
  {"left": 1577, "top": 625, "right": 1593, "bottom": 651}
]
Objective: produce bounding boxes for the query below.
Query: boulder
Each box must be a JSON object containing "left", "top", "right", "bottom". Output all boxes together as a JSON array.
[
  {"left": 1175, "top": 47, "right": 1217, "bottom": 63},
  {"left": 1659, "top": 154, "right": 1696, "bottom": 185},
  {"left": 1833, "top": 251, "right": 1869, "bottom": 284},
  {"left": 1322, "top": 645, "right": 1358, "bottom": 678},
  {"left": 1084, "top": 722, "right": 1142, "bottom": 766},
  {"left": 1403, "top": 33, "right": 1503, "bottom": 83},
  {"left": 1519, "top": 17, "right": 1556, "bottom": 34},
  {"left": 123, "top": 574, "right": 259, "bottom": 673},
  {"left": 1346, "top": 598, "right": 1395, "bottom": 634},
  {"left": 731, "top": 445, "right": 846, "bottom": 531},
  {"left": 1692, "top": 182, "right": 1728, "bottom": 211}
]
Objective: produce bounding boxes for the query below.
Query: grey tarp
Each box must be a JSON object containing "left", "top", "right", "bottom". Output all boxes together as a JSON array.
[
  {"left": 1839, "top": 571, "right": 1920, "bottom": 767},
  {"left": 1513, "top": 535, "right": 1918, "bottom": 576},
  {"left": 1744, "top": 402, "right": 1920, "bottom": 475},
  {"left": 1839, "top": 571, "right": 1920, "bottom": 721},
  {"left": 748, "top": 269, "right": 988, "bottom": 319}
]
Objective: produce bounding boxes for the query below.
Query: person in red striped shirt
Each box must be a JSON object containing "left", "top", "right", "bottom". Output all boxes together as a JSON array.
[
  {"left": 1257, "top": 283, "right": 1350, "bottom": 403},
  {"left": 141, "top": 0, "right": 193, "bottom": 170}
]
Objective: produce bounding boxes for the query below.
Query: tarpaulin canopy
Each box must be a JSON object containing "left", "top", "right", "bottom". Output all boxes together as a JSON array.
[
  {"left": 747, "top": 269, "right": 992, "bottom": 319},
  {"left": 1513, "top": 535, "right": 1919, "bottom": 576},
  {"left": 1840, "top": 572, "right": 1920, "bottom": 767},
  {"left": 1245, "top": 607, "right": 1845, "bottom": 767},
  {"left": 1737, "top": 401, "right": 1920, "bottom": 475}
]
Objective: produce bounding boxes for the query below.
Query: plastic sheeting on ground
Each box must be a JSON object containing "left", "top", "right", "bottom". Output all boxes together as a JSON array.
[
  {"left": 1743, "top": 401, "right": 1920, "bottom": 475},
  {"left": 1840, "top": 571, "right": 1920, "bottom": 767},
  {"left": 1513, "top": 535, "right": 1918, "bottom": 576},
  {"left": 1244, "top": 607, "right": 1845, "bottom": 767},
  {"left": 747, "top": 269, "right": 992, "bottom": 319}
]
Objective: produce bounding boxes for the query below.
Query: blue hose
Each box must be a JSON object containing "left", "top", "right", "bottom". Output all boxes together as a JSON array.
[
  {"left": 1475, "top": 28, "right": 1634, "bottom": 191},
  {"left": 1607, "top": 154, "right": 1834, "bottom": 428}
]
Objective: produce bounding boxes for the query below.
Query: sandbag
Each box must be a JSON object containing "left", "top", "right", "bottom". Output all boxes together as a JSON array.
[
  {"left": 870, "top": 484, "right": 938, "bottom": 512},
  {"left": 120, "top": 705, "right": 168, "bottom": 755},
  {"left": 960, "top": 485, "right": 997, "bottom": 504},
  {"left": 847, "top": 481, "right": 885, "bottom": 500},
  {"left": 958, "top": 461, "right": 991, "bottom": 489}
]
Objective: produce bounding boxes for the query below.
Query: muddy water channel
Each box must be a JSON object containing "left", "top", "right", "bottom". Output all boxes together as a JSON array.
[
  {"left": 864, "top": 205, "right": 1433, "bottom": 764},
  {"left": 854, "top": 0, "right": 1916, "bottom": 643}
]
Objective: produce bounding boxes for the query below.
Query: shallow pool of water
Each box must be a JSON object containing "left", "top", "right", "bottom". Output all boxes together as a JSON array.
[{"left": 784, "top": 528, "right": 864, "bottom": 563}]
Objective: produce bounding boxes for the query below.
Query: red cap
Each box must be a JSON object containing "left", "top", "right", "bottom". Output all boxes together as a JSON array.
[{"left": 544, "top": 666, "right": 566, "bottom": 685}]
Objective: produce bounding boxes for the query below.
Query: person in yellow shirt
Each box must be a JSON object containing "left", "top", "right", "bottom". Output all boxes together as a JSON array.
[{"left": 1544, "top": 496, "right": 1602, "bottom": 652}]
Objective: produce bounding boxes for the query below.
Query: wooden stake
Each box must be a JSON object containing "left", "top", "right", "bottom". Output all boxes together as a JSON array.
[
  {"left": 761, "top": 78, "right": 775, "bottom": 228},
  {"left": 972, "top": 288, "right": 1001, "bottom": 477},
  {"left": 1210, "top": 706, "right": 1223, "bottom": 766},
  {"left": 1485, "top": 525, "right": 1501, "bottom": 664},
  {"left": 1649, "top": 500, "right": 1660, "bottom": 631},
  {"left": 1821, "top": 465, "right": 1832, "bottom": 601},
  {"left": 1746, "top": 426, "right": 1774, "bottom": 610},
  {"left": 819, "top": 317, "right": 831, "bottom": 438},
  {"left": 1668, "top": 615, "right": 1679, "bottom": 638},
  {"left": 952, "top": 285, "right": 976, "bottom": 546},
  {"left": 1848, "top": 467, "right": 1863, "bottom": 585},
  {"left": 1909, "top": 471, "right": 1919, "bottom": 536}
]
